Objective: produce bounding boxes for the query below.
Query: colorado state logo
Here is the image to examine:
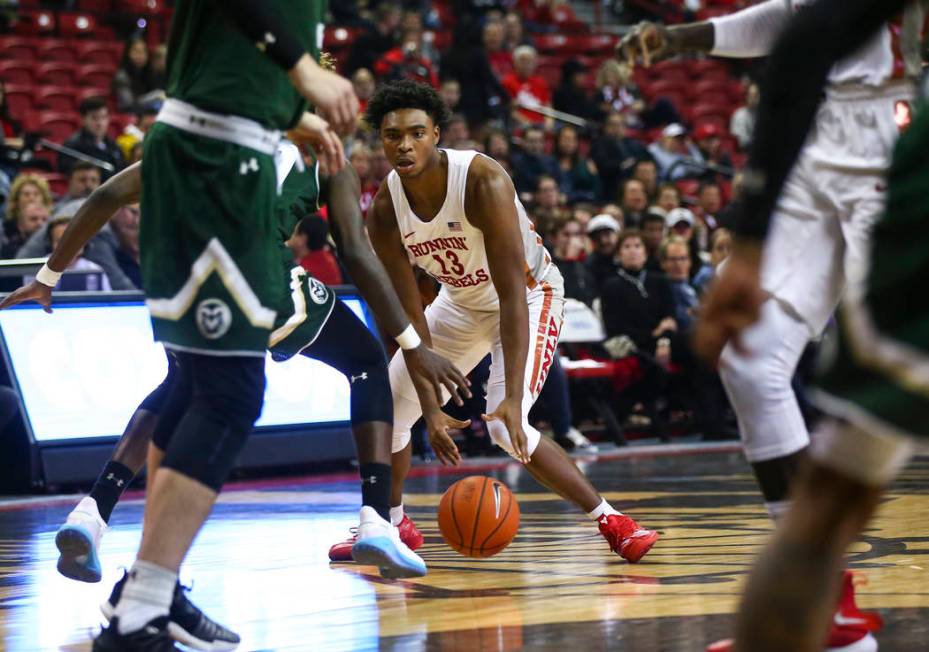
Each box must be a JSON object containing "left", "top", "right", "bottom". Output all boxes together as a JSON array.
[
  {"left": 196, "top": 298, "right": 232, "bottom": 339},
  {"left": 307, "top": 277, "right": 329, "bottom": 305}
]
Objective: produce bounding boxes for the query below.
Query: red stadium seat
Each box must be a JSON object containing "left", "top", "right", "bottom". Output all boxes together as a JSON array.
[
  {"left": 0, "top": 36, "right": 38, "bottom": 61},
  {"left": 323, "top": 26, "right": 362, "bottom": 50},
  {"left": 35, "top": 171, "right": 69, "bottom": 196},
  {"left": 59, "top": 13, "right": 98, "bottom": 38},
  {"left": 645, "top": 79, "right": 688, "bottom": 102},
  {"left": 34, "top": 86, "right": 79, "bottom": 112},
  {"left": 35, "top": 62, "right": 78, "bottom": 87},
  {"left": 116, "top": 0, "right": 165, "bottom": 15},
  {"left": 76, "top": 86, "right": 112, "bottom": 109},
  {"left": 675, "top": 178, "right": 700, "bottom": 199},
  {"left": 36, "top": 39, "right": 76, "bottom": 63},
  {"left": 693, "top": 114, "right": 730, "bottom": 134},
  {"left": 534, "top": 34, "right": 572, "bottom": 55},
  {"left": 692, "top": 91, "right": 730, "bottom": 107},
  {"left": 36, "top": 111, "right": 80, "bottom": 143},
  {"left": 687, "top": 58, "right": 729, "bottom": 78},
  {"left": 3, "top": 84, "right": 35, "bottom": 115},
  {"left": 76, "top": 63, "right": 113, "bottom": 88},
  {"left": 693, "top": 78, "right": 731, "bottom": 98},
  {"left": 424, "top": 30, "right": 453, "bottom": 50},
  {"left": 574, "top": 34, "right": 617, "bottom": 55},
  {"left": 73, "top": 41, "right": 120, "bottom": 68},
  {"left": 14, "top": 10, "right": 56, "bottom": 36},
  {"left": 77, "top": 0, "right": 114, "bottom": 12},
  {"left": 0, "top": 61, "right": 35, "bottom": 85}
]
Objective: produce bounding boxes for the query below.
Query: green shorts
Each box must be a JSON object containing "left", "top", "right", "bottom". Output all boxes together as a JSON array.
[
  {"left": 813, "top": 101, "right": 929, "bottom": 440},
  {"left": 140, "top": 122, "right": 284, "bottom": 355},
  {"left": 268, "top": 261, "right": 337, "bottom": 361}
]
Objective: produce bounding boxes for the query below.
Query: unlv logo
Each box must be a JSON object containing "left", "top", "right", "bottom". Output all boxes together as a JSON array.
[{"left": 196, "top": 298, "right": 232, "bottom": 340}]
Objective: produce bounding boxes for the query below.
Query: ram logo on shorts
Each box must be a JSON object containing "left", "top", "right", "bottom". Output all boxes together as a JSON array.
[
  {"left": 307, "top": 277, "right": 329, "bottom": 305},
  {"left": 196, "top": 298, "right": 233, "bottom": 339}
]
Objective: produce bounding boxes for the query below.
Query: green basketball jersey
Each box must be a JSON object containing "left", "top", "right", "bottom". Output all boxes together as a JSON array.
[
  {"left": 165, "top": 0, "right": 324, "bottom": 130},
  {"left": 277, "top": 160, "right": 321, "bottom": 244}
]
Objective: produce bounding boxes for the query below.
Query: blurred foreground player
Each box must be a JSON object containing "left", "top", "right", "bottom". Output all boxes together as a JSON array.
[
  {"left": 328, "top": 81, "right": 659, "bottom": 564},
  {"left": 695, "top": 0, "right": 923, "bottom": 650}
]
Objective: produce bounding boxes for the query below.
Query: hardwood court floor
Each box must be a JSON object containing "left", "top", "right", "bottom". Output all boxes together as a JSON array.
[{"left": 1, "top": 443, "right": 928, "bottom": 651}]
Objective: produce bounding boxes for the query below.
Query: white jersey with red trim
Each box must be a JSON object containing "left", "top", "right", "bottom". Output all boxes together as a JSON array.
[{"left": 386, "top": 148, "right": 551, "bottom": 311}]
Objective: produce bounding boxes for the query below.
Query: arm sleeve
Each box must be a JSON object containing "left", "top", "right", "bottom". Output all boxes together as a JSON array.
[
  {"left": 211, "top": 0, "right": 307, "bottom": 71},
  {"left": 709, "top": 0, "right": 793, "bottom": 57},
  {"left": 735, "top": 0, "right": 910, "bottom": 242}
]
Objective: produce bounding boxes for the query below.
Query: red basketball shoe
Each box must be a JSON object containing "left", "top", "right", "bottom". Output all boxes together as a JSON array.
[
  {"left": 329, "top": 515, "right": 424, "bottom": 561},
  {"left": 597, "top": 514, "right": 659, "bottom": 563},
  {"left": 706, "top": 625, "right": 876, "bottom": 652}
]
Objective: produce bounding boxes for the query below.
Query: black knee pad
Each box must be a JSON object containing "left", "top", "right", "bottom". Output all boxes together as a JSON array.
[
  {"left": 161, "top": 354, "right": 265, "bottom": 491},
  {"left": 140, "top": 351, "right": 180, "bottom": 415},
  {"left": 151, "top": 353, "right": 192, "bottom": 452}
]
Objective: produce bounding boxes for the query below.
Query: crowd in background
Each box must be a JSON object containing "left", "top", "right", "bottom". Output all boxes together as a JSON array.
[{"left": 0, "top": 0, "right": 768, "bottom": 453}]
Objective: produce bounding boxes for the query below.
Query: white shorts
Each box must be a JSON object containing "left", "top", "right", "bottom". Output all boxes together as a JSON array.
[
  {"left": 390, "top": 270, "right": 565, "bottom": 457},
  {"left": 761, "top": 82, "right": 912, "bottom": 337}
]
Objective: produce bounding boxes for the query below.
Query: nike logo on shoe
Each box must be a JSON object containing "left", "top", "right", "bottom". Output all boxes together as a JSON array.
[{"left": 834, "top": 613, "right": 869, "bottom": 627}]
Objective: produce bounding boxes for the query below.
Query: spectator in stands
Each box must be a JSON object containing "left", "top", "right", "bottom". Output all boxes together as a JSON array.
[
  {"left": 370, "top": 143, "right": 393, "bottom": 184},
  {"left": 45, "top": 216, "right": 112, "bottom": 290},
  {"left": 116, "top": 103, "right": 159, "bottom": 162},
  {"left": 661, "top": 236, "right": 699, "bottom": 332},
  {"left": 532, "top": 175, "right": 567, "bottom": 237},
  {"left": 595, "top": 60, "right": 645, "bottom": 127},
  {"left": 717, "top": 171, "right": 743, "bottom": 230},
  {"left": 590, "top": 112, "right": 647, "bottom": 203},
  {"left": 632, "top": 158, "right": 659, "bottom": 202},
  {"left": 106, "top": 203, "right": 141, "bottom": 288},
  {"left": 0, "top": 80, "right": 22, "bottom": 140},
  {"left": 483, "top": 19, "right": 513, "bottom": 80},
  {"left": 401, "top": 10, "right": 440, "bottom": 66},
  {"left": 656, "top": 182, "right": 682, "bottom": 212},
  {"left": 553, "top": 59, "right": 599, "bottom": 123},
  {"left": 5, "top": 174, "right": 52, "bottom": 223},
  {"left": 620, "top": 178, "right": 649, "bottom": 227},
  {"left": 149, "top": 43, "right": 168, "bottom": 91},
  {"left": 441, "top": 114, "right": 470, "bottom": 149},
  {"left": 501, "top": 46, "right": 553, "bottom": 129},
  {"left": 697, "top": 181, "right": 724, "bottom": 231},
  {"left": 550, "top": 218, "right": 596, "bottom": 306},
  {"left": 441, "top": 18, "right": 508, "bottom": 128},
  {"left": 484, "top": 129, "right": 510, "bottom": 164},
  {"left": 641, "top": 209, "right": 666, "bottom": 273},
  {"left": 350, "top": 144, "right": 378, "bottom": 217},
  {"left": 693, "top": 123, "right": 733, "bottom": 176},
  {"left": 374, "top": 27, "right": 439, "bottom": 88},
  {"left": 553, "top": 125, "right": 600, "bottom": 204},
  {"left": 112, "top": 35, "right": 157, "bottom": 113},
  {"left": 600, "top": 203, "right": 624, "bottom": 224},
  {"left": 288, "top": 215, "right": 343, "bottom": 286},
  {"left": 667, "top": 207, "right": 706, "bottom": 282},
  {"left": 54, "top": 162, "right": 101, "bottom": 217},
  {"left": 693, "top": 227, "right": 732, "bottom": 294},
  {"left": 503, "top": 11, "right": 530, "bottom": 50},
  {"left": 584, "top": 213, "right": 622, "bottom": 293},
  {"left": 2, "top": 201, "right": 48, "bottom": 259},
  {"left": 351, "top": 68, "right": 377, "bottom": 117},
  {"left": 730, "top": 81, "right": 759, "bottom": 150},
  {"left": 648, "top": 123, "right": 704, "bottom": 181},
  {"left": 511, "top": 126, "right": 558, "bottom": 196},
  {"left": 439, "top": 78, "right": 461, "bottom": 113},
  {"left": 346, "top": 3, "right": 401, "bottom": 74},
  {"left": 60, "top": 97, "right": 125, "bottom": 181}
]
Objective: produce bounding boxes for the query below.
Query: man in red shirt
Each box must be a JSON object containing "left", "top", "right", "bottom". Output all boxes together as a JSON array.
[
  {"left": 374, "top": 28, "right": 438, "bottom": 88},
  {"left": 501, "top": 45, "right": 553, "bottom": 129},
  {"left": 483, "top": 20, "right": 513, "bottom": 80},
  {"left": 288, "top": 214, "right": 344, "bottom": 286}
]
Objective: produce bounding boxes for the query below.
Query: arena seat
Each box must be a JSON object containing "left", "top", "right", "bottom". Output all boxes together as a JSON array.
[
  {"left": 76, "top": 63, "right": 114, "bottom": 88},
  {"left": 0, "top": 37, "right": 37, "bottom": 61},
  {"left": 73, "top": 41, "right": 121, "bottom": 68},
  {"left": 34, "top": 86, "right": 79, "bottom": 112},
  {"left": 14, "top": 10, "right": 56, "bottom": 36},
  {"left": 59, "top": 13, "right": 98, "bottom": 38},
  {"left": 36, "top": 39, "right": 76, "bottom": 63},
  {"left": 0, "top": 61, "right": 35, "bottom": 85},
  {"left": 4, "top": 84, "right": 35, "bottom": 115},
  {"left": 35, "top": 111, "right": 80, "bottom": 143},
  {"left": 35, "top": 62, "right": 78, "bottom": 87}
]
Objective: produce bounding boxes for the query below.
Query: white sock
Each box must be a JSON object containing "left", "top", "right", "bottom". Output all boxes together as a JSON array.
[
  {"left": 587, "top": 498, "right": 622, "bottom": 521},
  {"left": 389, "top": 504, "right": 404, "bottom": 526},
  {"left": 765, "top": 500, "right": 791, "bottom": 521},
  {"left": 114, "top": 560, "right": 177, "bottom": 634}
]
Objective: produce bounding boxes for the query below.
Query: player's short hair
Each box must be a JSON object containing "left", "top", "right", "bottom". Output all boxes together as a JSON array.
[{"left": 365, "top": 80, "right": 451, "bottom": 132}]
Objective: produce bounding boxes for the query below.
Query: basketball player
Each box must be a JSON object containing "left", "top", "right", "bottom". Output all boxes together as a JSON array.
[
  {"left": 328, "top": 81, "right": 659, "bottom": 564},
  {"left": 620, "top": 2, "right": 925, "bottom": 647},
  {"left": 695, "top": 1, "right": 922, "bottom": 650}
]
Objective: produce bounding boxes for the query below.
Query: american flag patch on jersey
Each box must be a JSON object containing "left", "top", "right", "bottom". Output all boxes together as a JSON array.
[{"left": 447, "top": 221, "right": 463, "bottom": 232}]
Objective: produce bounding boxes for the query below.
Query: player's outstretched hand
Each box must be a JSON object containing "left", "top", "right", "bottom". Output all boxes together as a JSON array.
[
  {"left": 693, "top": 242, "right": 766, "bottom": 366},
  {"left": 289, "top": 55, "right": 359, "bottom": 135},
  {"left": 404, "top": 345, "right": 472, "bottom": 407},
  {"left": 483, "top": 397, "right": 531, "bottom": 464},
  {"left": 0, "top": 281, "right": 52, "bottom": 313},
  {"left": 288, "top": 112, "right": 345, "bottom": 175},
  {"left": 617, "top": 21, "right": 676, "bottom": 68},
  {"left": 424, "top": 409, "right": 470, "bottom": 467}
]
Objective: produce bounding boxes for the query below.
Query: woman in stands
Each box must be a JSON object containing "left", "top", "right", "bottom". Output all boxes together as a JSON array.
[
  {"left": 553, "top": 125, "right": 601, "bottom": 205},
  {"left": 112, "top": 35, "right": 156, "bottom": 113}
]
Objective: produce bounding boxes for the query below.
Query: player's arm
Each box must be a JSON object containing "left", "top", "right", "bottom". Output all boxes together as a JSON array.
[
  {"left": 618, "top": 0, "right": 791, "bottom": 65},
  {"left": 0, "top": 162, "right": 141, "bottom": 313},
  {"left": 324, "top": 166, "right": 471, "bottom": 407},
  {"left": 465, "top": 156, "right": 532, "bottom": 464},
  {"left": 212, "top": 0, "right": 358, "bottom": 133},
  {"left": 694, "top": 0, "right": 911, "bottom": 363}
]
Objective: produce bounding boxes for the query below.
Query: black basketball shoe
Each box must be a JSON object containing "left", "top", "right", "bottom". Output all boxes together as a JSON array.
[{"left": 93, "top": 616, "right": 177, "bottom": 651}]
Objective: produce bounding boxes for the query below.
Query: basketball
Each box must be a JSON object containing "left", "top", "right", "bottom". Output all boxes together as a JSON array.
[{"left": 437, "top": 476, "right": 520, "bottom": 558}]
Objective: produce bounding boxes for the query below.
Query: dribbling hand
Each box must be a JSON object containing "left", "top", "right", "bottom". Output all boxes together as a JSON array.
[
  {"left": 289, "top": 57, "right": 359, "bottom": 135},
  {"left": 617, "top": 21, "right": 676, "bottom": 68},
  {"left": 404, "top": 345, "right": 472, "bottom": 407},
  {"left": 288, "top": 112, "right": 345, "bottom": 175},
  {"left": 483, "top": 397, "right": 531, "bottom": 464},
  {"left": 424, "top": 410, "right": 470, "bottom": 467},
  {"left": 0, "top": 281, "right": 52, "bottom": 313}
]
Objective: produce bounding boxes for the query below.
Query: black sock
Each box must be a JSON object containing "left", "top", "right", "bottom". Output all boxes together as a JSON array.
[
  {"left": 359, "top": 463, "right": 391, "bottom": 522},
  {"left": 751, "top": 448, "right": 808, "bottom": 503},
  {"left": 89, "top": 461, "right": 134, "bottom": 523}
]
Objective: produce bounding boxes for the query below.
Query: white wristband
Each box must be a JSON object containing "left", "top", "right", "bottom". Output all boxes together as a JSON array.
[
  {"left": 395, "top": 324, "right": 422, "bottom": 350},
  {"left": 36, "top": 263, "right": 62, "bottom": 288}
]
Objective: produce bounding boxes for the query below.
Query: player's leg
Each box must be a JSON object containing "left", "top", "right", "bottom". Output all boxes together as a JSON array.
[
  {"left": 56, "top": 352, "right": 178, "bottom": 583},
  {"left": 730, "top": 421, "right": 913, "bottom": 652},
  {"left": 483, "top": 280, "right": 658, "bottom": 562},
  {"left": 299, "top": 298, "right": 424, "bottom": 577}
]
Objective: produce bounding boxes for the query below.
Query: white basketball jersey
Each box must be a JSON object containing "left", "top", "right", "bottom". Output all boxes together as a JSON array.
[
  {"left": 790, "top": 0, "right": 927, "bottom": 86},
  {"left": 386, "top": 149, "right": 551, "bottom": 311}
]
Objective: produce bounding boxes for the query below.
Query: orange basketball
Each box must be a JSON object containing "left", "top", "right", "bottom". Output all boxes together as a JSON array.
[{"left": 437, "top": 476, "right": 520, "bottom": 558}]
